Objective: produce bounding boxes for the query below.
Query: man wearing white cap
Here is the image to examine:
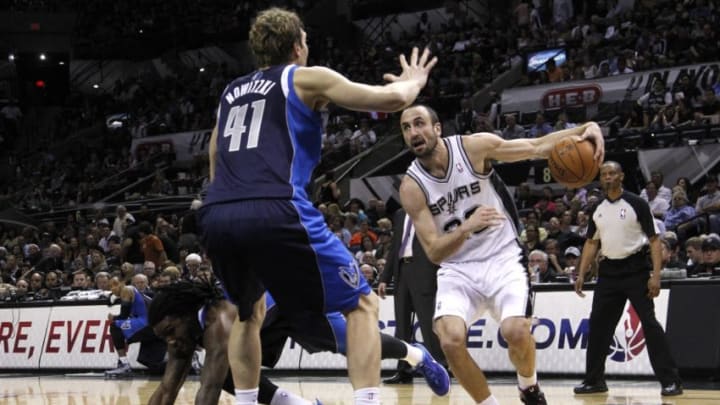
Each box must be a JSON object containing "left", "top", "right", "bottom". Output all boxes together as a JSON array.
[{"left": 563, "top": 247, "right": 581, "bottom": 281}]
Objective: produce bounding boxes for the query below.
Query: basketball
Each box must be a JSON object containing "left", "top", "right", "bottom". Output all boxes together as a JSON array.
[{"left": 548, "top": 138, "right": 600, "bottom": 188}]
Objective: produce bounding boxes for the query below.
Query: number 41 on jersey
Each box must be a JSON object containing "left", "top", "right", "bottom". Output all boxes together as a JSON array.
[{"left": 223, "top": 100, "right": 265, "bottom": 151}]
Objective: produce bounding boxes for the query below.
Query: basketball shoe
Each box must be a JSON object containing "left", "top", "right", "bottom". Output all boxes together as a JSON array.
[
  {"left": 104, "top": 360, "right": 132, "bottom": 378},
  {"left": 519, "top": 384, "right": 547, "bottom": 404},
  {"left": 412, "top": 343, "right": 450, "bottom": 396}
]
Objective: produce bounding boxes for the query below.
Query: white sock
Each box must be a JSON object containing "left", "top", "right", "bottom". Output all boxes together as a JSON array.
[
  {"left": 235, "top": 388, "right": 259, "bottom": 405},
  {"left": 118, "top": 356, "right": 129, "bottom": 365},
  {"left": 354, "top": 387, "right": 380, "bottom": 405},
  {"left": 403, "top": 343, "right": 425, "bottom": 367},
  {"left": 478, "top": 394, "right": 500, "bottom": 405},
  {"left": 270, "top": 388, "right": 313, "bottom": 405},
  {"left": 517, "top": 371, "right": 537, "bottom": 390}
]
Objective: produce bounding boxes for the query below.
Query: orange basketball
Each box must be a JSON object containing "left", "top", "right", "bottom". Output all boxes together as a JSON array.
[{"left": 548, "top": 138, "right": 599, "bottom": 188}]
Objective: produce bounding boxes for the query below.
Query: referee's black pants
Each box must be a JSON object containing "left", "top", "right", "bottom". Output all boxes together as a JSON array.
[{"left": 585, "top": 270, "right": 680, "bottom": 386}]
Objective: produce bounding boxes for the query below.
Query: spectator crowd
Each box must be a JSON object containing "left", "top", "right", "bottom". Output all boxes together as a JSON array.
[
  {"left": 2, "top": 1, "right": 720, "bottom": 302},
  {"left": 6, "top": 166, "right": 720, "bottom": 303}
]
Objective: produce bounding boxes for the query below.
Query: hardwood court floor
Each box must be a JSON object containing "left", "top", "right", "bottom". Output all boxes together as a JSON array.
[{"left": 0, "top": 374, "right": 719, "bottom": 404}]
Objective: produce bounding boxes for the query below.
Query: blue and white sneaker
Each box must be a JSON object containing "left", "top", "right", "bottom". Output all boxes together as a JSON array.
[{"left": 412, "top": 343, "right": 450, "bottom": 396}]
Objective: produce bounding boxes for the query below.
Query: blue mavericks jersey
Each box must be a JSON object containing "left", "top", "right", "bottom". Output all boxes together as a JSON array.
[
  {"left": 205, "top": 64, "right": 323, "bottom": 205},
  {"left": 130, "top": 287, "right": 149, "bottom": 319},
  {"left": 115, "top": 287, "right": 149, "bottom": 339}
]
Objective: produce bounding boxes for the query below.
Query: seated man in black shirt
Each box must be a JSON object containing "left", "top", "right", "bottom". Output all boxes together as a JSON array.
[
  {"left": 660, "top": 238, "right": 684, "bottom": 270},
  {"left": 528, "top": 250, "right": 558, "bottom": 283}
]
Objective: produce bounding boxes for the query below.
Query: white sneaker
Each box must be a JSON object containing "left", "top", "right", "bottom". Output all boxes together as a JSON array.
[{"left": 104, "top": 361, "right": 132, "bottom": 378}]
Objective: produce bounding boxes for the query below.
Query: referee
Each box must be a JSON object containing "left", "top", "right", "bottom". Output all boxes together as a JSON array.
[{"left": 573, "top": 161, "right": 682, "bottom": 397}]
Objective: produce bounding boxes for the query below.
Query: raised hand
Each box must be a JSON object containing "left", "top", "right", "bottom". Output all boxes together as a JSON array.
[
  {"left": 580, "top": 122, "right": 605, "bottom": 164},
  {"left": 383, "top": 47, "right": 438, "bottom": 90}
]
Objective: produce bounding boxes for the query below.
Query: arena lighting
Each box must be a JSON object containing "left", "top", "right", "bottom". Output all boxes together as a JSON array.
[
  {"left": 199, "top": 67, "right": 205, "bottom": 72},
  {"left": 8, "top": 53, "right": 14, "bottom": 61},
  {"left": 39, "top": 53, "right": 46, "bottom": 61},
  {"left": 58, "top": 61, "right": 65, "bottom": 65},
  {"left": 35, "top": 80, "right": 45, "bottom": 88},
  {"left": 92, "top": 84, "right": 100, "bottom": 89}
]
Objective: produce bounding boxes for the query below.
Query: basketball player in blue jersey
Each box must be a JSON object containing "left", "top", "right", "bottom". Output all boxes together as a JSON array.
[
  {"left": 198, "top": 7, "right": 437, "bottom": 405},
  {"left": 398, "top": 105, "right": 605, "bottom": 405},
  {"left": 105, "top": 276, "right": 160, "bottom": 377},
  {"left": 147, "top": 281, "right": 449, "bottom": 405}
]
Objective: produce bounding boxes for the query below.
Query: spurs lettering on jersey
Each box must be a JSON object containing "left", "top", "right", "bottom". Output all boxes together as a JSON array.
[
  {"left": 406, "top": 136, "right": 519, "bottom": 264},
  {"left": 429, "top": 181, "right": 481, "bottom": 216}
]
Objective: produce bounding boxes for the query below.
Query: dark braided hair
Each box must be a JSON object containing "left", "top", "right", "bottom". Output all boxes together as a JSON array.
[{"left": 148, "top": 280, "right": 224, "bottom": 327}]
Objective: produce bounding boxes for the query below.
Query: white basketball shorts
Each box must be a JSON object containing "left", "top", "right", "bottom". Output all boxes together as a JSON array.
[{"left": 433, "top": 244, "right": 531, "bottom": 328}]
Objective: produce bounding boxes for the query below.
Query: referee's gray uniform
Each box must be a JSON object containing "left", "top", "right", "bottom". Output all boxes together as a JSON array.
[{"left": 584, "top": 191, "right": 680, "bottom": 386}]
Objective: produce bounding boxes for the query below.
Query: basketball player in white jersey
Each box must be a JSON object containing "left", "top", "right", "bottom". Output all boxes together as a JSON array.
[{"left": 398, "top": 104, "right": 604, "bottom": 405}]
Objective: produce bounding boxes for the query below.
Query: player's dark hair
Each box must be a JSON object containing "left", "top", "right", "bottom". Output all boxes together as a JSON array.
[
  {"left": 250, "top": 8, "right": 305, "bottom": 67},
  {"left": 148, "top": 280, "right": 224, "bottom": 327}
]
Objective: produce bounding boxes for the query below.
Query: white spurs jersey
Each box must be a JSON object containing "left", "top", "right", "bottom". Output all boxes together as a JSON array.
[{"left": 406, "top": 136, "right": 522, "bottom": 265}]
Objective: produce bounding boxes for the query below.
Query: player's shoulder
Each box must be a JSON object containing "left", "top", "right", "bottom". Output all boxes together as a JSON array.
[
  {"left": 400, "top": 172, "right": 421, "bottom": 191},
  {"left": 459, "top": 132, "right": 503, "bottom": 154},
  {"left": 450, "top": 133, "right": 503, "bottom": 169},
  {"left": 399, "top": 173, "right": 428, "bottom": 206},
  {"left": 465, "top": 131, "right": 503, "bottom": 143},
  {"left": 296, "top": 65, "right": 332, "bottom": 73},
  {"left": 294, "top": 65, "right": 342, "bottom": 83}
]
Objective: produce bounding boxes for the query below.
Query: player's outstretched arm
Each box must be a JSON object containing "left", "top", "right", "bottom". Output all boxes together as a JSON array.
[
  {"left": 148, "top": 347, "right": 193, "bottom": 405},
  {"left": 295, "top": 47, "right": 437, "bottom": 113},
  {"left": 464, "top": 121, "right": 604, "bottom": 164},
  {"left": 196, "top": 302, "right": 234, "bottom": 405},
  {"left": 400, "top": 176, "right": 504, "bottom": 264},
  {"left": 196, "top": 346, "right": 229, "bottom": 405}
]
